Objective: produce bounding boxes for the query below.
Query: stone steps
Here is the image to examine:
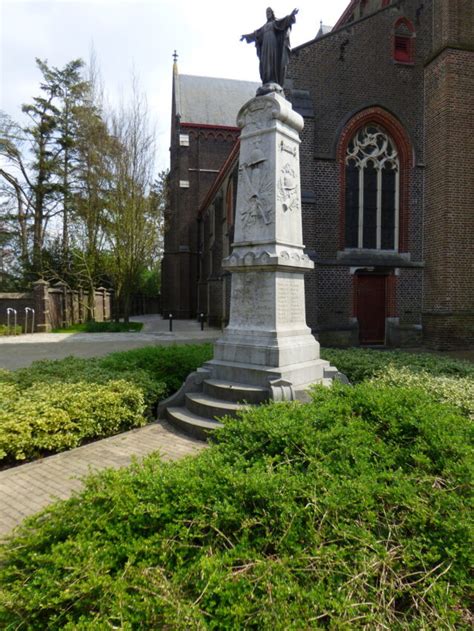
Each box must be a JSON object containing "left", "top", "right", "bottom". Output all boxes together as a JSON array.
[
  {"left": 166, "top": 407, "right": 224, "bottom": 441},
  {"left": 203, "top": 379, "right": 269, "bottom": 404},
  {"left": 186, "top": 392, "right": 248, "bottom": 419},
  {"left": 165, "top": 379, "right": 269, "bottom": 441}
]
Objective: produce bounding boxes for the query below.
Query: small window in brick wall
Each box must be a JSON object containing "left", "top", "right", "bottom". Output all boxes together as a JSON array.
[
  {"left": 345, "top": 124, "right": 400, "bottom": 250},
  {"left": 393, "top": 17, "right": 415, "bottom": 64}
]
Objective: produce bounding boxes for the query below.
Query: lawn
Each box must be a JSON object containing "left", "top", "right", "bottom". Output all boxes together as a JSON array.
[
  {"left": 0, "top": 347, "right": 472, "bottom": 628},
  {"left": 51, "top": 321, "right": 144, "bottom": 333}
]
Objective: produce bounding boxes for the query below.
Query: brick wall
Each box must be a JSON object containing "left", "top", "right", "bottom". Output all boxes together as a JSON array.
[
  {"left": 162, "top": 119, "right": 238, "bottom": 318},
  {"left": 198, "top": 174, "right": 234, "bottom": 327},
  {"left": 423, "top": 0, "right": 474, "bottom": 348},
  {"left": 287, "top": 0, "right": 427, "bottom": 343},
  {"left": 0, "top": 283, "right": 112, "bottom": 332}
]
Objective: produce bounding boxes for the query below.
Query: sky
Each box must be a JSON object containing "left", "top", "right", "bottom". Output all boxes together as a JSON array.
[{"left": 0, "top": 0, "right": 349, "bottom": 172}]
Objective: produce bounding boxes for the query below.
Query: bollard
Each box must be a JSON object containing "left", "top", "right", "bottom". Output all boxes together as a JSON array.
[
  {"left": 6, "top": 308, "right": 18, "bottom": 335},
  {"left": 169, "top": 314, "right": 173, "bottom": 332},
  {"left": 200, "top": 313, "right": 205, "bottom": 331},
  {"left": 25, "top": 307, "right": 35, "bottom": 334}
]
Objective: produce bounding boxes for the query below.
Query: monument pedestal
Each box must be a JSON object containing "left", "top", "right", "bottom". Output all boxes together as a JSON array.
[
  {"left": 159, "top": 93, "right": 341, "bottom": 438},
  {"left": 205, "top": 92, "right": 330, "bottom": 397}
]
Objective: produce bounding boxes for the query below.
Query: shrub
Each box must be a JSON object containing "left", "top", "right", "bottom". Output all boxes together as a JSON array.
[
  {"left": 0, "top": 380, "right": 146, "bottom": 463},
  {"left": 321, "top": 347, "right": 474, "bottom": 383},
  {"left": 52, "top": 321, "right": 143, "bottom": 333},
  {"left": 0, "top": 383, "right": 472, "bottom": 628},
  {"left": 0, "top": 324, "right": 22, "bottom": 336},
  {"left": 0, "top": 356, "right": 165, "bottom": 418},
  {"left": 0, "top": 344, "right": 212, "bottom": 465},
  {"left": 99, "top": 343, "right": 213, "bottom": 394},
  {"left": 371, "top": 366, "right": 474, "bottom": 420}
]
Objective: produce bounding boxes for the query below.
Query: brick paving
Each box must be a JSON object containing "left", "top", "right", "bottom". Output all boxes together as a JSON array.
[{"left": 0, "top": 421, "right": 205, "bottom": 539}]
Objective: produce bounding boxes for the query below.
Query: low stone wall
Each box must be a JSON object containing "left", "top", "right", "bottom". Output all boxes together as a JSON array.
[{"left": 0, "top": 282, "right": 113, "bottom": 333}]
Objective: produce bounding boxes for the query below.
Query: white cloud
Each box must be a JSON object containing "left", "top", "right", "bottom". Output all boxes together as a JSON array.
[{"left": 0, "top": 0, "right": 349, "bottom": 171}]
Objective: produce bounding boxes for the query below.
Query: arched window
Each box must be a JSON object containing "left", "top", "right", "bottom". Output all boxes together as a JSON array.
[
  {"left": 345, "top": 124, "right": 400, "bottom": 250},
  {"left": 338, "top": 107, "right": 412, "bottom": 253},
  {"left": 393, "top": 17, "right": 415, "bottom": 64}
]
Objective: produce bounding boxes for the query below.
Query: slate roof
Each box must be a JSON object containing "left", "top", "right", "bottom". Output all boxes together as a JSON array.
[{"left": 175, "top": 74, "right": 260, "bottom": 127}]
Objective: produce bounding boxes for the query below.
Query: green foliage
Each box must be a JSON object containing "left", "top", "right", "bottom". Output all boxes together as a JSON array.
[
  {"left": 0, "top": 382, "right": 472, "bottom": 628},
  {"left": 138, "top": 265, "right": 161, "bottom": 296},
  {"left": 371, "top": 365, "right": 474, "bottom": 420},
  {"left": 0, "top": 380, "right": 145, "bottom": 463},
  {"left": 99, "top": 343, "right": 213, "bottom": 394},
  {"left": 0, "top": 324, "right": 22, "bottom": 336},
  {"left": 0, "top": 356, "right": 165, "bottom": 419},
  {"left": 321, "top": 347, "right": 474, "bottom": 383},
  {"left": 52, "top": 320, "right": 143, "bottom": 333},
  {"left": 0, "top": 344, "right": 212, "bottom": 464}
]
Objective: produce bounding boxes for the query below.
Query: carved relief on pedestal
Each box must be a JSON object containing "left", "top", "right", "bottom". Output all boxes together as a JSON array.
[
  {"left": 239, "top": 148, "right": 273, "bottom": 228},
  {"left": 237, "top": 99, "right": 275, "bottom": 131},
  {"left": 280, "top": 140, "right": 297, "bottom": 157},
  {"left": 277, "top": 163, "right": 299, "bottom": 213}
]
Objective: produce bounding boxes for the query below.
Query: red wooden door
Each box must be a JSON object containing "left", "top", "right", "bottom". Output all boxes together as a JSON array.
[{"left": 356, "top": 275, "right": 386, "bottom": 344}]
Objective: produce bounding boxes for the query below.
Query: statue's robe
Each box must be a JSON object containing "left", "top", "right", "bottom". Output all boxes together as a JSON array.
[{"left": 248, "top": 13, "right": 296, "bottom": 86}]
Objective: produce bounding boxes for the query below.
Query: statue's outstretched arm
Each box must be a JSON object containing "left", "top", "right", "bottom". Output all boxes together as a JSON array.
[
  {"left": 275, "top": 8, "right": 298, "bottom": 31},
  {"left": 240, "top": 32, "right": 256, "bottom": 43}
]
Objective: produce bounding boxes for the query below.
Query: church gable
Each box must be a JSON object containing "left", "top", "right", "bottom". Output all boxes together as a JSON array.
[{"left": 334, "top": 0, "right": 395, "bottom": 29}]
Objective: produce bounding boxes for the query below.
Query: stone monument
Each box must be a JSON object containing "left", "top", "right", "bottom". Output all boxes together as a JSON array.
[
  {"left": 159, "top": 10, "right": 341, "bottom": 437},
  {"left": 207, "top": 92, "right": 334, "bottom": 398}
]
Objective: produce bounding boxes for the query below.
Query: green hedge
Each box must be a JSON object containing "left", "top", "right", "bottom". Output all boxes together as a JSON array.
[
  {"left": 370, "top": 365, "right": 474, "bottom": 420},
  {"left": 52, "top": 321, "right": 143, "bottom": 333},
  {"left": 0, "top": 382, "right": 472, "bottom": 628},
  {"left": 0, "top": 380, "right": 146, "bottom": 462},
  {"left": 0, "top": 344, "right": 212, "bottom": 465},
  {"left": 321, "top": 347, "right": 474, "bottom": 383},
  {"left": 0, "top": 356, "right": 166, "bottom": 417},
  {"left": 0, "top": 324, "right": 22, "bottom": 336},
  {"left": 99, "top": 343, "right": 213, "bottom": 394}
]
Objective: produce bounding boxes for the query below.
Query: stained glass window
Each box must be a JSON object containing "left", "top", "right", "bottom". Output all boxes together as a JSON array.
[{"left": 344, "top": 124, "right": 400, "bottom": 250}]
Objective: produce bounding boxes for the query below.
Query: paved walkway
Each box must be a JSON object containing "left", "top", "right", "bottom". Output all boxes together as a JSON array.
[
  {"left": 0, "top": 315, "right": 221, "bottom": 370},
  {"left": 0, "top": 420, "right": 205, "bottom": 539}
]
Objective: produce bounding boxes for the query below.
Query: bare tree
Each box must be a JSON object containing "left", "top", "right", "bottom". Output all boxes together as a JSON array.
[
  {"left": 105, "top": 76, "right": 161, "bottom": 322},
  {"left": 0, "top": 112, "right": 35, "bottom": 273}
]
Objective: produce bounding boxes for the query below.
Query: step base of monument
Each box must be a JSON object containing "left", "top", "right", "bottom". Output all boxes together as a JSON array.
[
  {"left": 203, "top": 358, "right": 330, "bottom": 389},
  {"left": 166, "top": 407, "right": 224, "bottom": 441},
  {"left": 161, "top": 364, "right": 342, "bottom": 441},
  {"left": 165, "top": 380, "right": 265, "bottom": 441},
  {"left": 204, "top": 379, "right": 270, "bottom": 404}
]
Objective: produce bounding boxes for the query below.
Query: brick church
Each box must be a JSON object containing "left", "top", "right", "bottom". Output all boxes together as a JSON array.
[{"left": 161, "top": 0, "right": 474, "bottom": 349}]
